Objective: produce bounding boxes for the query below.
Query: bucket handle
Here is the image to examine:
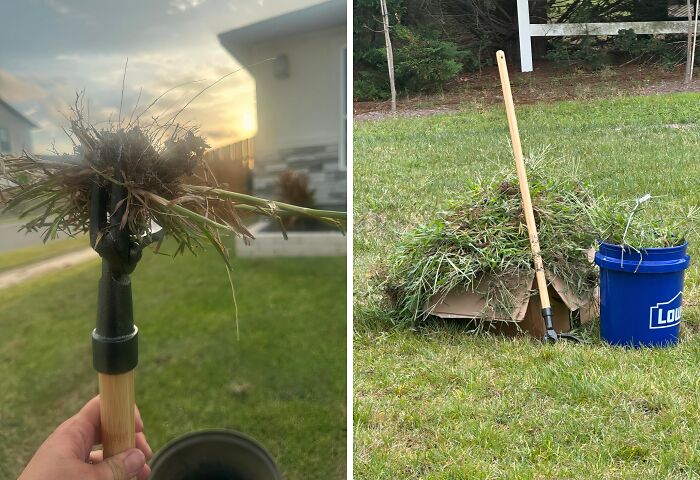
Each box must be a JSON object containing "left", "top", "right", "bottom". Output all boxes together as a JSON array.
[{"left": 620, "top": 193, "right": 651, "bottom": 269}]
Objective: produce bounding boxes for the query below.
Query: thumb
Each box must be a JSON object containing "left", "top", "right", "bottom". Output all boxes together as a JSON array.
[{"left": 93, "top": 448, "right": 146, "bottom": 480}]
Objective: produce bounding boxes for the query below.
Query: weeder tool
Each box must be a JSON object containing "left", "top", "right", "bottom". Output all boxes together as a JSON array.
[
  {"left": 496, "top": 50, "right": 582, "bottom": 344},
  {"left": 88, "top": 157, "right": 163, "bottom": 463}
]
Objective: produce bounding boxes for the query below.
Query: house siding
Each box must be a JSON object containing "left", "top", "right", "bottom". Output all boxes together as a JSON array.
[
  {"left": 236, "top": 24, "right": 346, "bottom": 209},
  {"left": 0, "top": 104, "right": 32, "bottom": 154}
]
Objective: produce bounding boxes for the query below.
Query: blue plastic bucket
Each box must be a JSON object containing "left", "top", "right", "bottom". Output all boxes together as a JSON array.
[{"left": 595, "top": 241, "right": 690, "bottom": 347}]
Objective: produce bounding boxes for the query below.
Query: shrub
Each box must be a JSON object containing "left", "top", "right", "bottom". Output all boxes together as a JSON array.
[
  {"left": 545, "top": 29, "right": 685, "bottom": 71},
  {"left": 544, "top": 36, "right": 612, "bottom": 70},
  {"left": 392, "top": 26, "right": 475, "bottom": 94},
  {"left": 278, "top": 170, "right": 316, "bottom": 229},
  {"left": 353, "top": 0, "right": 476, "bottom": 100},
  {"left": 613, "top": 29, "right": 685, "bottom": 69},
  {"left": 354, "top": 26, "right": 474, "bottom": 100},
  {"left": 353, "top": 44, "right": 392, "bottom": 100}
]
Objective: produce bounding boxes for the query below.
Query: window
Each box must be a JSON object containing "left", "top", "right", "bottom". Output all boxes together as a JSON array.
[
  {"left": 339, "top": 47, "right": 347, "bottom": 170},
  {"left": 0, "top": 128, "right": 9, "bottom": 153}
]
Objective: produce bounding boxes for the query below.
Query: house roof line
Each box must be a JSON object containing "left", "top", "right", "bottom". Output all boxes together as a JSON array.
[
  {"left": 218, "top": 0, "right": 345, "bottom": 58},
  {"left": 0, "top": 98, "right": 38, "bottom": 129}
]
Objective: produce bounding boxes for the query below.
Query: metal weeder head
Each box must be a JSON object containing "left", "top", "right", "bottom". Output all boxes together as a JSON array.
[
  {"left": 87, "top": 173, "right": 142, "bottom": 375},
  {"left": 89, "top": 176, "right": 142, "bottom": 275},
  {"left": 88, "top": 173, "right": 164, "bottom": 275},
  {"left": 87, "top": 159, "right": 161, "bottom": 376},
  {"left": 88, "top": 169, "right": 165, "bottom": 375}
]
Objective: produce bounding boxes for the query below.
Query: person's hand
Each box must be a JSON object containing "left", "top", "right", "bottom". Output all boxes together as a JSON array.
[{"left": 18, "top": 395, "right": 152, "bottom": 480}]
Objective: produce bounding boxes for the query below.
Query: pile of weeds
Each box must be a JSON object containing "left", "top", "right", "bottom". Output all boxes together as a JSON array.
[
  {"left": 588, "top": 194, "right": 698, "bottom": 250},
  {"left": 383, "top": 158, "right": 599, "bottom": 326}
]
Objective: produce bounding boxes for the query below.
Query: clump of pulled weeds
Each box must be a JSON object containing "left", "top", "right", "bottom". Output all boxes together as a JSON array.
[
  {"left": 383, "top": 158, "right": 599, "bottom": 327},
  {"left": 0, "top": 95, "right": 345, "bottom": 266},
  {"left": 588, "top": 194, "right": 698, "bottom": 250}
]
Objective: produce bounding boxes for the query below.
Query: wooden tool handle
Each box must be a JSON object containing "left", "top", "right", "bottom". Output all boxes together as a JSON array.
[
  {"left": 495, "top": 50, "right": 551, "bottom": 309},
  {"left": 98, "top": 371, "right": 136, "bottom": 461}
]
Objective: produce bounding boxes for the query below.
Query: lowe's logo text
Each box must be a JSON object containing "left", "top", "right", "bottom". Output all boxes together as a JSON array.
[{"left": 649, "top": 291, "right": 682, "bottom": 329}]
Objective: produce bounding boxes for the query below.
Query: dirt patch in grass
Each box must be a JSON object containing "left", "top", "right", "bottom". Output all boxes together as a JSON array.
[
  {"left": 355, "top": 63, "right": 700, "bottom": 120},
  {"left": 0, "top": 236, "right": 89, "bottom": 273}
]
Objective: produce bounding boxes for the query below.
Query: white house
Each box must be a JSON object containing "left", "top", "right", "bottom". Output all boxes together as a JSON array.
[
  {"left": 0, "top": 98, "right": 35, "bottom": 154},
  {"left": 218, "top": 0, "right": 346, "bottom": 210}
]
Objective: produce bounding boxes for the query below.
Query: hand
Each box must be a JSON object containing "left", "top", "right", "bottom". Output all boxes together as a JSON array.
[{"left": 18, "top": 395, "right": 152, "bottom": 480}]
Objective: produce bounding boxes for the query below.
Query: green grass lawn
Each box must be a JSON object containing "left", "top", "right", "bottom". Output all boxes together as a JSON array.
[
  {"left": 354, "top": 93, "right": 700, "bottom": 478},
  {"left": 0, "top": 236, "right": 89, "bottom": 273},
  {"left": 0, "top": 244, "right": 346, "bottom": 479}
]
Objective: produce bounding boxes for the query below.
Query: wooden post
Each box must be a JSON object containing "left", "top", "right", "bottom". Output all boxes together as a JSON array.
[
  {"left": 517, "top": 0, "right": 533, "bottom": 72},
  {"left": 686, "top": 0, "right": 693, "bottom": 83},
  {"left": 379, "top": 0, "right": 397, "bottom": 112},
  {"left": 691, "top": 0, "right": 700, "bottom": 81}
]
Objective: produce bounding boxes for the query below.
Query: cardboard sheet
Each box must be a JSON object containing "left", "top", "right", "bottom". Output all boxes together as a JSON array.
[{"left": 426, "top": 270, "right": 598, "bottom": 338}]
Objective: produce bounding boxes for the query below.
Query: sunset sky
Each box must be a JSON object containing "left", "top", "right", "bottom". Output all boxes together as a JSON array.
[{"left": 0, "top": 0, "right": 321, "bottom": 154}]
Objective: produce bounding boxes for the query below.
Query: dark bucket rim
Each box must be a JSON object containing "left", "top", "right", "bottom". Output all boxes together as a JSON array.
[{"left": 149, "top": 428, "right": 282, "bottom": 479}]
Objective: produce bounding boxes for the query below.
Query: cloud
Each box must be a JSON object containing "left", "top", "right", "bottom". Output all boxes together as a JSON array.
[
  {"left": 167, "top": 0, "right": 207, "bottom": 14},
  {"left": 0, "top": 70, "right": 48, "bottom": 103},
  {"left": 3, "top": 39, "right": 256, "bottom": 154},
  {"left": 44, "top": 0, "right": 96, "bottom": 25},
  {"left": 1, "top": 0, "right": 324, "bottom": 154},
  {"left": 44, "top": 0, "right": 70, "bottom": 15},
  {"left": 55, "top": 53, "right": 81, "bottom": 62}
]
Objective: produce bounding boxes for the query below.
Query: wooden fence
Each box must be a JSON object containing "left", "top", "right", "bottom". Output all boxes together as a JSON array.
[
  {"left": 196, "top": 138, "right": 254, "bottom": 194},
  {"left": 517, "top": 0, "right": 692, "bottom": 72}
]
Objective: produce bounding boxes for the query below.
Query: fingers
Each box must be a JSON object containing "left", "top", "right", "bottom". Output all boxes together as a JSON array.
[
  {"left": 90, "top": 449, "right": 151, "bottom": 480},
  {"left": 49, "top": 395, "right": 151, "bottom": 469},
  {"left": 49, "top": 396, "right": 102, "bottom": 459},
  {"left": 89, "top": 450, "right": 103, "bottom": 463},
  {"left": 134, "top": 404, "right": 144, "bottom": 433},
  {"left": 136, "top": 462, "right": 152, "bottom": 480},
  {"left": 72, "top": 395, "right": 147, "bottom": 440},
  {"left": 80, "top": 395, "right": 103, "bottom": 428},
  {"left": 51, "top": 396, "right": 150, "bottom": 464},
  {"left": 135, "top": 432, "right": 153, "bottom": 459},
  {"left": 91, "top": 448, "right": 146, "bottom": 480}
]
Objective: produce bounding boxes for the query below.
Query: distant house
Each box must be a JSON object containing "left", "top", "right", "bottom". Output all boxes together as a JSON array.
[
  {"left": 218, "top": 0, "right": 346, "bottom": 210},
  {"left": 0, "top": 98, "right": 36, "bottom": 154}
]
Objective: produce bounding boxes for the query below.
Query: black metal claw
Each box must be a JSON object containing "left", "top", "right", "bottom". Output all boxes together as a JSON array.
[
  {"left": 541, "top": 307, "right": 558, "bottom": 343},
  {"left": 558, "top": 333, "right": 585, "bottom": 343},
  {"left": 540, "top": 307, "right": 585, "bottom": 344},
  {"left": 89, "top": 178, "right": 141, "bottom": 275},
  {"left": 88, "top": 153, "right": 143, "bottom": 375},
  {"left": 543, "top": 328, "right": 559, "bottom": 344}
]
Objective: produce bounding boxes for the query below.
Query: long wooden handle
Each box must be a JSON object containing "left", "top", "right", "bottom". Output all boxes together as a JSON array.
[
  {"left": 98, "top": 371, "right": 136, "bottom": 463},
  {"left": 495, "top": 50, "right": 551, "bottom": 309}
]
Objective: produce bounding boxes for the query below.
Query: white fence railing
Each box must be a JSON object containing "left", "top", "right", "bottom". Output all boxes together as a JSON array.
[{"left": 517, "top": 0, "right": 690, "bottom": 72}]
